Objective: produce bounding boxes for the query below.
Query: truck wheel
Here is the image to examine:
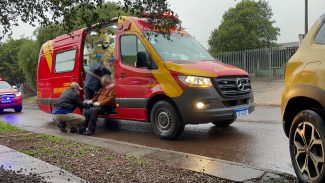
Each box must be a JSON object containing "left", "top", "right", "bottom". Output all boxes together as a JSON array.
[
  {"left": 212, "top": 118, "right": 236, "bottom": 127},
  {"left": 289, "top": 110, "right": 325, "bottom": 183},
  {"left": 150, "top": 101, "right": 184, "bottom": 140},
  {"left": 14, "top": 105, "right": 22, "bottom": 113}
]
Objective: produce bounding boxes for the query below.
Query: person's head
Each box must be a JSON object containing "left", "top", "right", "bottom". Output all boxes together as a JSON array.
[
  {"left": 101, "top": 75, "right": 112, "bottom": 87},
  {"left": 102, "top": 60, "right": 110, "bottom": 67},
  {"left": 70, "top": 82, "right": 82, "bottom": 93},
  {"left": 102, "top": 41, "right": 110, "bottom": 50},
  {"left": 98, "top": 34, "right": 110, "bottom": 50}
]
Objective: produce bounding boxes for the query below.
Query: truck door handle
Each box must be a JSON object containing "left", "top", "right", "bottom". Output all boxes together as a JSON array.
[
  {"left": 71, "top": 77, "right": 76, "bottom": 81},
  {"left": 118, "top": 73, "right": 126, "bottom": 78}
]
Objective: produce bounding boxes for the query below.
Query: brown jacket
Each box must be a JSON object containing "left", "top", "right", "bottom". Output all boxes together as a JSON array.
[{"left": 92, "top": 87, "right": 115, "bottom": 107}]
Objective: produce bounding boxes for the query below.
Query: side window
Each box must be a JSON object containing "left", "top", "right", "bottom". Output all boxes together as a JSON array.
[
  {"left": 315, "top": 22, "right": 325, "bottom": 44},
  {"left": 55, "top": 49, "right": 76, "bottom": 72},
  {"left": 120, "top": 35, "right": 148, "bottom": 67}
]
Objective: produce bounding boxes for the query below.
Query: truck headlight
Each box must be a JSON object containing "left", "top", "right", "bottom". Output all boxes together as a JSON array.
[
  {"left": 178, "top": 76, "right": 212, "bottom": 88},
  {"left": 15, "top": 92, "right": 22, "bottom": 97}
]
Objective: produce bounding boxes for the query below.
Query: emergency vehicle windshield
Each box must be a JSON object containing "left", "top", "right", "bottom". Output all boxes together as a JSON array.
[
  {"left": 0, "top": 81, "right": 12, "bottom": 89},
  {"left": 147, "top": 32, "right": 214, "bottom": 61}
]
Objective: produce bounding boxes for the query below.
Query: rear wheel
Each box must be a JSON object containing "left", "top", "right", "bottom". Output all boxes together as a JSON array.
[
  {"left": 289, "top": 110, "right": 325, "bottom": 183},
  {"left": 14, "top": 105, "right": 22, "bottom": 113},
  {"left": 150, "top": 101, "right": 184, "bottom": 140},
  {"left": 212, "top": 118, "right": 236, "bottom": 127}
]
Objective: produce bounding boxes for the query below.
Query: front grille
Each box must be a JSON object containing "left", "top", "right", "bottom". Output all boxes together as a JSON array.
[
  {"left": 0, "top": 94, "right": 15, "bottom": 98},
  {"left": 212, "top": 77, "right": 251, "bottom": 97}
]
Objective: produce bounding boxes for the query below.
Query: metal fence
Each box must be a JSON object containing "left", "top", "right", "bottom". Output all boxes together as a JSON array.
[{"left": 214, "top": 46, "right": 298, "bottom": 80}]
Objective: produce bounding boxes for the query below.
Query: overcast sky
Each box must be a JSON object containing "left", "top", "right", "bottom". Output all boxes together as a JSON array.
[{"left": 5, "top": 0, "right": 325, "bottom": 48}]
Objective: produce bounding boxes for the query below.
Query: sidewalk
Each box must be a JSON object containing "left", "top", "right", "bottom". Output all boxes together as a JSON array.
[
  {"left": 0, "top": 145, "right": 85, "bottom": 183},
  {"left": 251, "top": 80, "right": 284, "bottom": 106}
]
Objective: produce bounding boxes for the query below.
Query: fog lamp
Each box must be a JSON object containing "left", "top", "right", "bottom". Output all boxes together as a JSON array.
[{"left": 196, "top": 102, "right": 205, "bottom": 109}]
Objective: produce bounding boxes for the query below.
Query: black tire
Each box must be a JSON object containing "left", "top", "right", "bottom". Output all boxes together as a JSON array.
[
  {"left": 0, "top": 109, "right": 3, "bottom": 113},
  {"left": 212, "top": 118, "right": 236, "bottom": 127},
  {"left": 150, "top": 101, "right": 185, "bottom": 140},
  {"left": 289, "top": 110, "right": 325, "bottom": 183},
  {"left": 14, "top": 105, "right": 22, "bottom": 113}
]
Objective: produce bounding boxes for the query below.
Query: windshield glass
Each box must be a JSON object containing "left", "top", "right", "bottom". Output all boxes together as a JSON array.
[
  {"left": 147, "top": 32, "right": 214, "bottom": 61},
  {"left": 0, "top": 81, "right": 12, "bottom": 90}
]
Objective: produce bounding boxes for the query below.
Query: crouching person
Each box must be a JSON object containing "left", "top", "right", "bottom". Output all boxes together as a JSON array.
[
  {"left": 52, "top": 82, "right": 85, "bottom": 133},
  {"left": 82, "top": 75, "right": 115, "bottom": 136}
]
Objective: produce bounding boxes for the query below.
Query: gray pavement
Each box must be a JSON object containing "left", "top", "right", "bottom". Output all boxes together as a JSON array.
[
  {"left": 251, "top": 80, "right": 284, "bottom": 106},
  {"left": 0, "top": 145, "right": 85, "bottom": 183},
  {"left": 0, "top": 103, "right": 294, "bottom": 176}
]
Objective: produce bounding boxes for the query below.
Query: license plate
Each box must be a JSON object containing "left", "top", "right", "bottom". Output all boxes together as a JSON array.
[
  {"left": 1, "top": 100, "right": 10, "bottom": 104},
  {"left": 235, "top": 108, "right": 249, "bottom": 117}
]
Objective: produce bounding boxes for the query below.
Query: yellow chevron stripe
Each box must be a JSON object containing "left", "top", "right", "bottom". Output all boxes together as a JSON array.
[{"left": 42, "top": 41, "right": 54, "bottom": 72}]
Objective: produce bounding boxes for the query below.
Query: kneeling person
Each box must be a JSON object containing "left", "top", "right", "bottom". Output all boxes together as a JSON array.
[
  {"left": 83, "top": 76, "right": 115, "bottom": 135},
  {"left": 52, "top": 82, "right": 85, "bottom": 133}
]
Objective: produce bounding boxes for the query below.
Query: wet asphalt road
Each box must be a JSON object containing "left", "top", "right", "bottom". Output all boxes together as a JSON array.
[{"left": 0, "top": 103, "right": 294, "bottom": 175}]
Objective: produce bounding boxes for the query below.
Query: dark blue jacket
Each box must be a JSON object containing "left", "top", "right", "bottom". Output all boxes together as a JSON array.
[{"left": 84, "top": 62, "right": 111, "bottom": 92}]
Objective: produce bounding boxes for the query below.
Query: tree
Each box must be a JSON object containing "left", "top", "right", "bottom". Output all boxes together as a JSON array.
[
  {"left": 0, "top": 0, "right": 177, "bottom": 41},
  {"left": 0, "top": 39, "right": 26, "bottom": 84},
  {"left": 208, "top": 0, "right": 280, "bottom": 54},
  {"left": 18, "top": 39, "right": 38, "bottom": 90}
]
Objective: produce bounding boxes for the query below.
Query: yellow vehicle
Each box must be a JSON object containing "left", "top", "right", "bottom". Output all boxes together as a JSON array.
[{"left": 282, "top": 13, "right": 325, "bottom": 182}]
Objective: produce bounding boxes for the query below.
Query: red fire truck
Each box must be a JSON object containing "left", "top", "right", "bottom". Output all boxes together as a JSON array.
[{"left": 37, "top": 16, "right": 255, "bottom": 139}]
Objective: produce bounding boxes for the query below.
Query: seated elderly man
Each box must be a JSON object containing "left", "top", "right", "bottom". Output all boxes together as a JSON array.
[
  {"left": 82, "top": 75, "right": 115, "bottom": 135},
  {"left": 52, "top": 82, "right": 85, "bottom": 133}
]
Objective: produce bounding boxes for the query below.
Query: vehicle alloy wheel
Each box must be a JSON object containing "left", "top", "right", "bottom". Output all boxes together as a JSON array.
[
  {"left": 150, "top": 101, "right": 185, "bottom": 140},
  {"left": 294, "top": 122, "right": 324, "bottom": 180},
  {"left": 290, "top": 110, "right": 325, "bottom": 183}
]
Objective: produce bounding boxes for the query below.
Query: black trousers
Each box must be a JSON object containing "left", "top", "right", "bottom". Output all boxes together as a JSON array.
[
  {"left": 83, "top": 106, "right": 112, "bottom": 132},
  {"left": 84, "top": 87, "right": 96, "bottom": 100}
]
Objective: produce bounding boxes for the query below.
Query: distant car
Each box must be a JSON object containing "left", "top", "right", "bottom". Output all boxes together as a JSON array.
[
  {"left": 0, "top": 79, "right": 23, "bottom": 113},
  {"left": 282, "top": 13, "right": 325, "bottom": 183}
]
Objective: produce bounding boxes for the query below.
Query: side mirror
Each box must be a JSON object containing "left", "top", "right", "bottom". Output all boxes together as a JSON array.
[
  {"left": 136, "top": 52, "right": 150, "bottom": 68},
  {"left": 12, "top": 86, "right": 17, "bottom": 89}
]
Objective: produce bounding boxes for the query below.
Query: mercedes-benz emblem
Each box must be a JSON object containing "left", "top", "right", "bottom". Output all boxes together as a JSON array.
[{"left": 236, "top": 79, "right": 245, "bottom": 91}]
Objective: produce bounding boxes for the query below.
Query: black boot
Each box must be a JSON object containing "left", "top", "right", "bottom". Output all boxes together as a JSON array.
[
  {"left": 83, "top": 130, "right": 95, "bottom": 136},
  {"left": 77, "top": 124, "right": 87, "bottom": 134},
  {"left": 70, "top": 127, "right": 78, "bottom": 133},
  {"left": 57, "top": 122, "right": 67, "bottom": 133}
]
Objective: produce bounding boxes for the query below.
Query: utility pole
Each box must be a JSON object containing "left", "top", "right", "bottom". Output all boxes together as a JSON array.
[{"left": 305, "top": 0, "right": 308, "bottom": 34}]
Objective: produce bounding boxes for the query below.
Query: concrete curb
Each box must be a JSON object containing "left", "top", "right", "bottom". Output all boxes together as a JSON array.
[
  {"left": 0, "top": 145, "right": 86, "bottom": 183},
  {"left": 18, "top": 124, "right": 293, "bottom": 182},
  {"left": 255, "top": 103, "right": 281, "bottom": 107}
]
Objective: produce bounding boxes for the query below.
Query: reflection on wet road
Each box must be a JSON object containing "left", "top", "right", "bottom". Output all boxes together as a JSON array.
[{"left": 0, "top": 104, "right": 293, "bottom": 175}]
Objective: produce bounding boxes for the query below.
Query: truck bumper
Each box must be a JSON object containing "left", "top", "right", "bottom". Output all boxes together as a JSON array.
[{"left": 172, "top": 88, "right": 255, "bottom": 124}]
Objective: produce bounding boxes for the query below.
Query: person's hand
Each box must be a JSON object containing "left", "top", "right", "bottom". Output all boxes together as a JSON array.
[
  {"left": 106, "top": 83, "right": 115, "bottom": 90},
  {"left": 93, "top": 102, "right": 100, "bottom": 107},
  {"left": 83, "top": 100, "right": 93, "bottom": 104}
]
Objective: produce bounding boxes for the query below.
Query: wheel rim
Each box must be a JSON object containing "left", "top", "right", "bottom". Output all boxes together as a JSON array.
[
  {"left": 293, "top": 122, "right": 325, "bottom": 181},
  {"left": 156, "top": 109, "right": 172, "bottom": 132}
]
